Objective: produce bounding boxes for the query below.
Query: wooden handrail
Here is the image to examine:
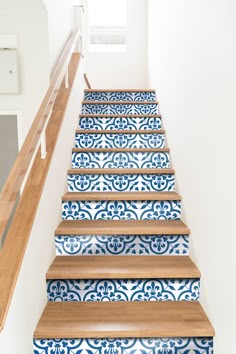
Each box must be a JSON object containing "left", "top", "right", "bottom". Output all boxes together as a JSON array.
[
  {"left": 0, "top": 31, "right": 80, "bottom": 331},
  {"left": 0, "top": 30, "right": 79, "bottom": 244},
  {"left": 84, "top": 73, "right": 92, "bottom": 89}
]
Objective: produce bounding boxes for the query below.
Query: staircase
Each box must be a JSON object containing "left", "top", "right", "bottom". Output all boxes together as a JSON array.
[{"left": 34, "top": 89, "right": 214, "bottom": 354}]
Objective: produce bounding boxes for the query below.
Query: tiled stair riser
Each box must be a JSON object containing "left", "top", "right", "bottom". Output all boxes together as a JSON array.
[
  {"left": 82, "top": 103, "right": 159, "bottom": 115},
  {"left": 79, "top": 116, "right": 162, "bottom": 130},
  {"left": 34, "top": 338, "right": 214, "bottom": 354},
  {"left": 47, "top": 278, "right": 200, "bottom": 302},
  {"left": 62, "top": 200, "right": 181, "bottom": 221},
  {"left": 55, "top": 235, "right": 189, "bottom": 256},
  {"left": 75, "top": 132, "right": 165, "bottom": 149},
  {"left": 84, "top": 91, "right": 157, "bottom": 101},
  {"left": 72, "top": 152, "right": 170, "bottom": 169},
  {"left": 68, "top": 173, "right": 175, "bottom": 192}
]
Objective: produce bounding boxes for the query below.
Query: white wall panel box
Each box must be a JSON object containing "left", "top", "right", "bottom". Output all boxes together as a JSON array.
[{"left": 0, "top": 48, "right": 21, "bottom": 94}]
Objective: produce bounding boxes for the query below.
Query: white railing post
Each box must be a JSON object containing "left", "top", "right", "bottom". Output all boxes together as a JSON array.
[
  {"left": 73, "top": 5, "right": 85, "bottom": 55},
  {"left": 64, "top": 65, "right": 69, "bottom": 88},
  {"left": 40, "top": 129, "right": 47, "bottom": 159},
  {"left": 40, "top": 107, "right": 52, "bottom": 159}
]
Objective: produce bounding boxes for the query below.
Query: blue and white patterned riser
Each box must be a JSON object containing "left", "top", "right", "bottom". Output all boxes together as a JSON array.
[
  {"left": 55, "top": 235, "right": 189, "bottom": 256},
  {"left": 79, "top": 116, "right": 162, "bottom": 131},
  {"left": 47, "top": 278, "right": 200, "bottom": 302},
  {"left": 34, "top": 337, "right": 214, "bottom": 354},
  {"left": 75, "top": 133, "right": 165, "bottom": 149},
  {"left": 82, "top": 103, "right": 159, "bottom": 115},
  {"left": 84, "top": 91, "right": 156, "bottom": 101},
  {"left": 62, "top": 201, "right": 181, "bottom": 221},
  {"left": 68, "top": 173, "right": 175, "bottom": 192},
  {"left": 72, "top": 152, "right": 170, "bottom": 169}
]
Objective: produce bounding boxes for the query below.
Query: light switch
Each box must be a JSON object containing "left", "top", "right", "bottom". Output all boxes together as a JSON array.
[{"left": 0, "top": 49, "right": 20, "bottom": 94}]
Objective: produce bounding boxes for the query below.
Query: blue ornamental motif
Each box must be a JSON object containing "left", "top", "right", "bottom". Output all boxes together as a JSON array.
[
  {"left": 54, "top": 235, "right": 189, "bottom": 256},
  {"left": 62, "top": 200, "right": 181, "bottom": 221},
  {"left": 34, "top": 337, "right": 214, "bottom": 354},
  {"left": 84, "top": 91, "right": 157, "bottom": 101},
  {"left": 81, "top": 103, "right": 159, "bottom": 115},
  {"left": 75, "top": 132, "right": 165, "bottom": 149},
  {"left": 47, "top": 278, "right": 200, "bottom": 302},
  {"left": 72, "top": 152, "right": 170, "bottom": 169},
  {"left": 67, "top": 173, "right": 175, "bottom": 192},
  {"left": 79, "top": 116, "right": 162, "bottom": 131}
]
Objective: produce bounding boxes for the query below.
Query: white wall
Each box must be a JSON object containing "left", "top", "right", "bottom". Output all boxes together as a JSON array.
[
  {"left": 85, "top": 0, "right": 147, "bottom": 89},
  {"left": 43, "top": 0, "right": 78, "bottom": 71},
  {"left": 147, "top": 1, "right": 236, "bottom": 352},
  {"left": 0, "top": 0, "right": 50, "bottom": 143},
  {"left": 0, "top": 58, "right": 86, "bottom": 354}
]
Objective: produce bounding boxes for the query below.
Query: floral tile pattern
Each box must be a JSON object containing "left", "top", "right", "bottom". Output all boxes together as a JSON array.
[
  {"left": 84, "top": 91, "right": 157, "bottom": 101},
  {"left": 55, "top": 235, "right": 189, "bottom": 256},
  {"left": 68, "top": 173, "right": 175, "bottom": 192},
  {"left": 72, "top": 152, "right": 170, "bottom": 169},
  {"left": 47, "top": 278, "right": 200, "bottom": 302},
  {"left": 79, "top": 116, "right": 162, "bottom": 131},
  {"left": 61, "top": 200, "right": 181, "bottom": 221},
  {"left": 75, "top": 132, "right": 165, "bottom": 149},
  {"left": 34, "top": 337, "right": 214, "bottom": 354},
  {"left": 82, "top": 103, "right": 159, "bottom": 115}
]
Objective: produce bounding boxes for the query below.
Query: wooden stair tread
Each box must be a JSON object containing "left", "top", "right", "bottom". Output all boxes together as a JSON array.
[
  {"left": 84, "top": 89, "right": 156, "bottom": 92},
  {"left": 68, "top": 168, "right": 174, "bottom": 175},
  {"left": 82, "top": 101, "right": 159, "bottom": 105},
  {"left": 62, "top": 191, "right": 181, "bottom": 201},
  {"left": 55, "top": 220, "right": 190, "bottom": 235},
  {"left": 72, "top": 148, "right": 169, "bottom": 153},
  {"left": 34, "top": 301, "right": 215, "bottom": 338},
  {"left": 76, "top": 129, "right": 165, "bottom": 134},
  {"left": 47, "top": 255, "right": 200, "bottom": 279},
  {"left": 79, "top": 114, "right": 162, "bottom": 118}
]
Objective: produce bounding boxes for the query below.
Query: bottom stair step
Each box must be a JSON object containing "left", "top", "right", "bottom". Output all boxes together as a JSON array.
[
  {"left": 34, "top": 337, "right": 214, "bottom": 354},
  {"left": 34, "top": 301, "right": 214, "bottom": 338}
]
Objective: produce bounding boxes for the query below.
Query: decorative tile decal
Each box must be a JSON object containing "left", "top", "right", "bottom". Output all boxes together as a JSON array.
[
  {"left": 75, "top": 132, "right": 165, "bottom": 149},
  {"left": 62, "top": 200, "right": 181, "bottom": 221},
  {"left": 34, "top": 337, "right": 214, "bottom": 354},
  {"left": 55, "top": 235, "right": 189, "bottom": 256},
  {"left": 68, "top": 173, "right": 175, "bottom": 192},
  {"left": 72, "top": 152, "right": 170, "bottom": 169},
  {"left": 79, "top": 116, "right": 162, "bottom": 131},
  {"left": 47, "top": 278, "right": 200, "bottom": 302},
  {"left": 84, "top": 91, "right": 156, "bottom": 101},
  {"left": 82, "top": 103, "right": 159, "bottom": 115}
]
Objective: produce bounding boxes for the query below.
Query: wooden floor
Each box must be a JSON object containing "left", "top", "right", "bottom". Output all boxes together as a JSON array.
[
  {"left": 34, "top": 301, "right": 215, "bottom": 339},
  {"left": 46, "top": 255, "right": 200, "bottom": 279},
  {"left": 55, "top": 219, "right": 190, "bottom": 235},
  {"left": 62, "top": 191, "right": 181, "bottom": 201}
]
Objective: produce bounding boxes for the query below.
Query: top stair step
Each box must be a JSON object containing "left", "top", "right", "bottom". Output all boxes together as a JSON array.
[
  {"left": 75, "top": 129, "right": 165, "bottom": 134},
  {"left": 84, "top": 90, "right": 156, "bottom": 102},
  {"left": 80, "top": 114, "right": 162, "bottom": 118},
  {"left": 82, "top": 101, "right": 159, "bottom": 105},
  {"left": 34, "top": 301, "right": 215, "bottom": 338},
  {"left": 84, "top": 89, "right": 156, "bottom": 92}
]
